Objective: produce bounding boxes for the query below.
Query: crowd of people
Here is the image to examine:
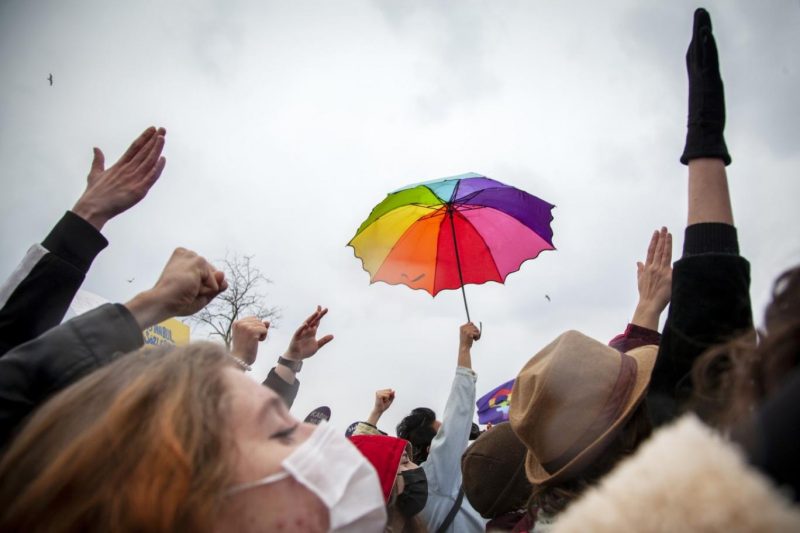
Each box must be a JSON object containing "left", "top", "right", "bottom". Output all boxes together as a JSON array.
[{"left": 0, "top": 7, "right": 798, "bottom": 532}]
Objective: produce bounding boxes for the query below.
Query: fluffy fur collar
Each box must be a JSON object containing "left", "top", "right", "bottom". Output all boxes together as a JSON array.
[{"left": 552, "top": 415, "right": 800, "bottom": 532}]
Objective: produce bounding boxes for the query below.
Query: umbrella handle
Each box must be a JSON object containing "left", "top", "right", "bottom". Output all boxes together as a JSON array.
[{"left": 448, "top": 209, "right": 473, "bottom": 323}]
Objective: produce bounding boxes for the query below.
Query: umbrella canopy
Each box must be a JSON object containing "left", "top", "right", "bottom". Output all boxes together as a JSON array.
[{"left": 348, "top": 173, "right": 555, "bottom": 298}]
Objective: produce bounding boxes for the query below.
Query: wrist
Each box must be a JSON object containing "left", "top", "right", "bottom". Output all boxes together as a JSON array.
[
  {"left": 283, "top": 348, "right": 303, "bottom": 361},
  {"left": 277, "top": 355, "right": 303, "bottom": 373},
  {"left": 71, "top": 200, "right": 109, "bottom": 231},
  {"left": 230, "top": 347, "right": 256, "bottom": 366},
  {"left": 124, "top": 289, "right": 169, "bottom": 330},
  {"left": 631, "top": 302, "right": 661, "bottom": 331}
]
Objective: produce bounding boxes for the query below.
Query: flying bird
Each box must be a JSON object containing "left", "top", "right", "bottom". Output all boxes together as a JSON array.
[
  {"left": 126, "top": 278, "right": 135, "bottom": 283},
  {"left": 545, "top": 294, "right": 551, "bottom": 302},
  {"left": 47, "top": 74, "right": 53, "bottom": 86}
]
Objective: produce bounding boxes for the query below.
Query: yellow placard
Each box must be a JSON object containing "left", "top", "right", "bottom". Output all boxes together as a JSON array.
[{"left": 143, "top": 318, "right": 190, "bottom": 347}]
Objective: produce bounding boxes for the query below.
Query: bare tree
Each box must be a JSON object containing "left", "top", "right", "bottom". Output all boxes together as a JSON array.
[{"left": 189, "top": 253, "right": 280, "bottom": 348}]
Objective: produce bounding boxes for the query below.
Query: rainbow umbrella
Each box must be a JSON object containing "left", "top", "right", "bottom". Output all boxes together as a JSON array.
[{"left": 348, "top": 172, "right": 555, "bottom": 319}]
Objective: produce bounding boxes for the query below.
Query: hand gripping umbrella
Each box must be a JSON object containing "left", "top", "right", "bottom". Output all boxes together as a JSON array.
[{"left": 348, "top": 173, "right": 555, "bottom": 321}]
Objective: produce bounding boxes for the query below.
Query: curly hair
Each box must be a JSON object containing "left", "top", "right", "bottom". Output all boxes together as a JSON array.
[
  {"left": 396, "top": 407, "right": 437, "bottom": 464},
  {"left": 692, "top": 265, "right": 800, "bottom": 429}
]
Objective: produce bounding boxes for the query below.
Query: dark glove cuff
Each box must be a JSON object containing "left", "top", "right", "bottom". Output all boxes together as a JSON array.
[{"left": 680, "top": 128, "right": 731, "bottom": 166}]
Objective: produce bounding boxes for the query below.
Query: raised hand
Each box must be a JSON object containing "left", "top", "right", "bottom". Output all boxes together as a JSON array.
[
  {"left": 231, "top": 316, "right": 271, "bottom": 365},
  {"left": 373, "top": 388, "right": 395, "bottom": 415},
  {"left": 459, "top": 322, "right": 481, "bottom": 350},
  {"left": 284, "top": 306, "right": 334, "bottom": 362},
  {"left": 125, "top": 247, "right": 227, "bottom": 329},
  {"left": 680, "top": 8, "right": 730, "bottom": 165},
  {"left": 632, "top": 228, "right": 673, "bottom": 330},
  {"left": 72, "top": 126, "right": 167, "bottom": 230}
]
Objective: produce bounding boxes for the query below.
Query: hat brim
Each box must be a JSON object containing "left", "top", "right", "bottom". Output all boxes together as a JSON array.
[{"left": 524, "top": 344, "right": 657, "bottom": 485}]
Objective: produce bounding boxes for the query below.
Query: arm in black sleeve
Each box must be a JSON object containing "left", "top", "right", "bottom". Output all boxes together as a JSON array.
[
  {"left": 263, "top": 369, "right": 300, "bottom": 409},
  {"left": 648, "top": 242, "right": 752, "bottom": 427},
  {"left": 0, "top": 303, "right": 142, "bottom": 450},
  {"left": 0, "top": 212, "right": 108, "bottom": 356}
]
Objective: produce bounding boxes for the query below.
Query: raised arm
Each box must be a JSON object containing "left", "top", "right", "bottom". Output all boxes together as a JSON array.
[
  {"left": 366, "top": 388, "right": 395, "bottom": 427},
  {"left": 262, "top": 306, "right": 334, "bottom": 408},
  {"left": 0, "top": 127, "right": 167, "bottom": 355},
  {"left": 610, "top": 229, "right": 672, "bottom": 353},
  {"left": 0, "top": 247, "right": 225, "bottom": 450},
  {"left": 649, "top": 9, "right": 753, "bottom": 428},
  {"left": 457, "top": 322, "right": 480, "bottom": 369}
]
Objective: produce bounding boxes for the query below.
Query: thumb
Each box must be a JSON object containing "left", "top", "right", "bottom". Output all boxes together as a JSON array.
[
  {"left": 637, "top": 262, "right": 644, "bottom": 273},
  {"left": 91, "top": 147, "right": 105, "bottom": 174}
]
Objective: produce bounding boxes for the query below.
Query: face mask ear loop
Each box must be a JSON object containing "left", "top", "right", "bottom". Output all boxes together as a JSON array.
[{"left": 226, "top": 470, "right": 291, "bottom": 496}]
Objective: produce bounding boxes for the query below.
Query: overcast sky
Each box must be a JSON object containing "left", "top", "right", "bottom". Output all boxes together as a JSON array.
[{"left": 1, "top": 0, "right": 798, "bottom": 434}]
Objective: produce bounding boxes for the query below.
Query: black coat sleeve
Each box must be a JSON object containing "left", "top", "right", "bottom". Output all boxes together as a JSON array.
[
  {"left": 263, "top": 368, "right": 300, "bottom": 409},
  {"left": 0, "top": 212, "right": 107, "bottom": 356},
  {"left": 0, "top": 303, "right": 142, "bottom": 450},
  {"left": 648, "top": 253, "right": 753, "bottom": 427}
]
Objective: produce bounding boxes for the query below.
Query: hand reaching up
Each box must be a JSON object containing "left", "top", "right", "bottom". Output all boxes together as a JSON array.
[
  {"left": 632, "top": 228, "right": 673, "bottom": 330},
  {"left": 367, "top": 388, "right": 395, "bottom": 426},
  {"left": 373, "top": 389, "right": 395, "bottom": 415},
  {"left": 125, "top": 247, "right": 227, "bottom": 330},
  {"left": 231, "top": 316, "right": 271, "bottom": 365},
  {"left": 72, "top": 126, "right": 167, "bottom": 230},
  {"left": 284, "top": 306, "right": 334, "bottom": 362}
]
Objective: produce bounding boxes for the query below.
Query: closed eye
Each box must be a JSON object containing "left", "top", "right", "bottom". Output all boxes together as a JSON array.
[{"left": 270, "top": 424, "right": 298, "bottom": 441}]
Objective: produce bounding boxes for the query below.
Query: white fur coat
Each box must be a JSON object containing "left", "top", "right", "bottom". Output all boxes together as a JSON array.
[{"left": 552, "top": 415, "right": 800, "bottom": 532}]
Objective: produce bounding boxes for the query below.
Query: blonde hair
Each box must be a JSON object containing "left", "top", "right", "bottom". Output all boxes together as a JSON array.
[{"left": 0, "top": 342, "right": 236, "bottom": 532}]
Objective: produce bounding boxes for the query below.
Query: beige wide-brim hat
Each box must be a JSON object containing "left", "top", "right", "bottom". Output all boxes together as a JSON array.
[{"left": 509, "top": 330, "right": 657, "bottom": 485}]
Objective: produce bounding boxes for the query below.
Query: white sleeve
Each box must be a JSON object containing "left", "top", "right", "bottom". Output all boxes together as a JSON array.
[{"left": 424, "top": 366, "right": 477, "bottom": 496}]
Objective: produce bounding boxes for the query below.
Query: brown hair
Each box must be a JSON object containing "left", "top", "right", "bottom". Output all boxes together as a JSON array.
[
  {"left": 0, "top": 342, "right": 236, "bottom": 533},
  {"left": 527, "top": 402, "right": 652, "bottom": 517},
  {"left": 692, "top": 265, "right": 800, "bottom": 428}
]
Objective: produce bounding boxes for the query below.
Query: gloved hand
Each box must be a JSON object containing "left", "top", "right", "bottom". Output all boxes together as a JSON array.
[{"left": 680, "top": 8, "right": 732, "bottom": 166}]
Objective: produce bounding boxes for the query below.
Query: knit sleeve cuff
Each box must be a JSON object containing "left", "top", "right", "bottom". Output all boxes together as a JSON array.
[
  {"left": 43, "top": 211, "right": 109, "bottom": 272},
  {"left": 683, "top": 223, "right": 739, "bottom": 256}
]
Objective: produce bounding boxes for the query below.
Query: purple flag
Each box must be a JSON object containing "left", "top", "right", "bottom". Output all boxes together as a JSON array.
[{"left": 476, "top": 378, "right": 515, "bottom": 425}]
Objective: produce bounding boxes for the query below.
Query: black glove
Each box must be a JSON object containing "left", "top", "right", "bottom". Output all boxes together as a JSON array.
[{"left": 680, "top": 8, "right": 731, "bottom": 166}]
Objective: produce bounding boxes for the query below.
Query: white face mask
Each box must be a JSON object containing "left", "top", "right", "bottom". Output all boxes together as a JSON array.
[{"left": 228, "top": 421, "right": 387, "bottom": 532}]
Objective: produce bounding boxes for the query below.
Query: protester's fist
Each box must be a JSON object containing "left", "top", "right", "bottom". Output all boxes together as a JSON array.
[
  {"left": 125, "top": 247, "right": 226, "bottom": 330},
  {"left": 153, "top": 248, "right": 227, "bottom": 317},
  {"left": 231, "top": 316, "right": 271, "bottom": 365},
  {"left": 459, "top": 322, "right": 481, "bottom": 349},
  {"left": 372, "top": 389, "right": 395, "bottom": 415},
  {"left": 72, "top": 126, "right": 167, "bottom": 230}
]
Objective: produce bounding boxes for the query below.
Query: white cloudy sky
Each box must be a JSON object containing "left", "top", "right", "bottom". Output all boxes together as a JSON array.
[{"left": 1, "top": 0, "right": 798, "bottom": 433}]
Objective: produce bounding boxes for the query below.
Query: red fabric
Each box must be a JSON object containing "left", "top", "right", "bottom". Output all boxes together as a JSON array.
[
  {"left": 608, "top": 323, "right": 661, "bottom": 353},
  {"left": 434, "top": 210, "right": 501, "bottom": 294},
  {"left": 348, "top": 435, "right": 408, "bottom": 502}
]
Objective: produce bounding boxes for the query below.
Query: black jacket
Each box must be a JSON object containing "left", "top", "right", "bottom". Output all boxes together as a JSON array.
[
  {"left": 0, "top": 303, "right": 142, "bottom": 449},
  {"left": 0, "top": 211, "right": 107, "bottom": 355}
]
